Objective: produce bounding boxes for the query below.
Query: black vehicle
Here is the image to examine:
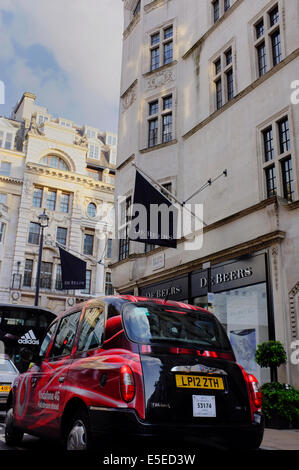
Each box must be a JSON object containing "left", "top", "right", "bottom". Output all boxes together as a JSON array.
[{"left": 0, "top": 304, "right": 56, "bottom": 372}]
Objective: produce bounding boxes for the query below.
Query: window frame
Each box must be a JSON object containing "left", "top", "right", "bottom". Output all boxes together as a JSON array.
[
  {"left": 48, "top": 310, "right": 81, "bottom": 360},
  {"left": 211, "top": 42, "right": 236, "bottom": 112},
  {"left": 146, "top": 92, "right": 174, "bottom": 149},
  {"left": 148, "top": 23, "right": 174, "bottom": 72}
]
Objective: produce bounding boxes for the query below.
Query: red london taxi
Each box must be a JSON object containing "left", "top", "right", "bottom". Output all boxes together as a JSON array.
[{"left": 5, "top": 295, "right": 264, "bottom": 450}]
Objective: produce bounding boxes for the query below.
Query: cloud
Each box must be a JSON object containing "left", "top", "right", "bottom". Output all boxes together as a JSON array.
[{"left": 0, "top": 0, "right": 123, "bottom": 131}]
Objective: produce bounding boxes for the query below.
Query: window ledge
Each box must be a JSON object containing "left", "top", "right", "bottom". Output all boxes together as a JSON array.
[
  {"left": 140, "top": 139, "right": 177, "bottom": 154},
  {"left": 143, "top": 60, "right": 177, "bottom": 78}
]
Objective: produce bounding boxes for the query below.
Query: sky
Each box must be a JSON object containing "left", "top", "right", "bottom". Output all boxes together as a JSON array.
[{"left": 0, "top": 0, "right": 123, "bottom": 133}]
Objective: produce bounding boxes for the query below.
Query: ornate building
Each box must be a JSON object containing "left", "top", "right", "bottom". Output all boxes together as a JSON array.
[
  {"left": 0, "top": 92, "right": 116, "bottom": 314},
  {"left": 112, "top": 0, "right": 299, "bottom": 387}
]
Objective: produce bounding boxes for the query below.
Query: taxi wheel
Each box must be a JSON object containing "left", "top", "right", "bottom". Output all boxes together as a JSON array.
[
  {"left": 66, "top": 409, "right": 92, "bottom": 451},
  {"left": 5, "top": 408, "right": 24, "bottom": 447}
]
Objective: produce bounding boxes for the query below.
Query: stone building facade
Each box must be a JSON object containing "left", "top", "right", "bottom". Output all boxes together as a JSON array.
[
  {"left": 112, "top": 0, "right": 299, "bottom": 386},
  {"left": 0, "top": 92, "right": 116, "bottom": 314}
]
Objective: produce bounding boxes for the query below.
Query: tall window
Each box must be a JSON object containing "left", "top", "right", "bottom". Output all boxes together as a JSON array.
[
  {"left": 0, "top": 193, "right": 7, "bottom": 205},
  {"left": 87, "top": 202, "right": 97, "bottom": 218},
  {"left": 213, "top": 45, "right": 234, "bottom": 111},
  {"left": 212, "top": 0, "right": 230, "bottom": 23},
  {"left": 60, "top": 193, "right": 70, "bottom": 213},
  {"left": 32, "top": 187, "right": 43, "bottom": 208},
  {"left": 106, "top": 238, "right": 112, "bottom": 258},
  {"left": 105, "top": 272, "right": 114, "bottom": 295},
  {"left": 149, "top": 24, "right": 174, "bottom": 72},
  {"left": 40, "top": 262, "right": 53, "bottom": 289},
  {"left": 28, "top": 222, "right": 40, "bottom": 245},
  {"left": 55, "top": 265, "right": 63, "bottom": 290},
  {"left": 0, "top": 222, "right": 6, "bottom": 243},
  {"left": 46, "top": 190, "right": 57, "bottom": 211},
  {"left": 88, "top": 144, "right": 99, "bottom": 160},
  {"left": 213, "top": 0, "right": 220, "bottom": 23},
  {"left": 253, "top": 4, "right": 283, "bottom": 79},
  {"left": 23, "top": 259, "right": 33, "bottom": 287},
  {"left": 56, "top": 227, "right": 67, "bottom": 246},
  {"left": 81, "top": 270, "right": 92, "bottom": 294},
  {"left": 261, "top": 115, "right": 295, "bottom": 202},
  {"left": 147, "top": 93, "right": 173, "bottom": 148},
  {"left": 83, "top": 233, "right": 94, "bottom": 255},
  {"left": 119, "top": 196, "right": 131, "bottom": 261}
]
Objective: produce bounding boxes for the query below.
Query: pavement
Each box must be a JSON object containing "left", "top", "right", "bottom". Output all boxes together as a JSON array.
[{"left": 261, "top": 427, "right": 299, "bottom": 450}]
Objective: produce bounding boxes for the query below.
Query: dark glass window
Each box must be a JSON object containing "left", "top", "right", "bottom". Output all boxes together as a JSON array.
[
  {"left": 49, "top": 311, "right": 81, "bottom": 358},
  {"left": 148, "top": 118, "right": 158, "bottom": 147},
  {"left": 144, "top": 243, "right": 156, "bottom": 253},
  {"left": 32, "top": 188, "right": 43, "bottom": 208},
  {"left": 214, "top": 58, "right": 221, "bottom": 75},
  {"left": 46, "top": 190, "right": 56, "bottom": 211},
  {"left": 81, "top": 270, "right": 92, "bottom": 294},
  {"left": 40, "top": 262, "right": 53, "bottom": 289},
  {"left": 83, "top": 233, "right": 94, "bottom": 255},
  {"left": 224, "top": 0, "right": 230, "bottom": 12},
  {"left": 255, "top": 20, "right": 264, "bottom": 39},
  {"left": 265, "top": 166, "right": 277, "bottom": 197},
  {"left": 87, "top": 202, "right": 97, "bottom": 218},
  {"left": 278, "top": 117, "right": 290, "bottom": 154},
  {"left": 269, "top": 6, "right": 279, "bottom": 26},
  {"left": 163, "top": 41, "right": 173, "bottom": 65},
  {"left": 162, "top": 113, "right": 173, "bottom": 143},
  {"left": 119, "top": 197, "right": 131, "bottom": 261},
  {"left": 213, "top": 0, "right": 220, "bottom": 23},
  {"left": 105, "top": 272, "right": 114, "bottom": 295},
  {"left": 149, "top": 100, "right": 158, "bottom": 115},
  {"left": 281, "top": 158, "right": 294, "bottom": 202},
  {"left": 257, "top": 42, "right": 267, "bottom": 76},
  {"left": 77, "top": 307, "right": 105, "bottom": 351},
  {"left": 107, "top": 238, "right": 113, "bottom": 258},
  {"left": 56, "top": 227, "right": 67, "bottom": 246},
  {"left": 55, "top": 264, "right": 62, "bottom": 290},
  {"left": 164, "top": 26, "right": 173, "bottom": 40},
  {"left": 271, "top": 30, "right": 282, "bottom": 66},
  {"left": 263, "top": 127, "right": 274, "bottom": 161},
  {"left": 23, "top": 259, "right": 33, "bottom": 287},
  {"left": 163, "top": 95, "right": 172, "bottom": 110},
  {"left": 151, "top": 32, "right": 160, "bottom": 46},
  {"left": 60, "top": 193, "right": 70, "bottom": 213},
  {"left": 151, "top": 47, "right": 160, "bottom": 71},
  {"left": 226, "top": 69, "right": 234, "bottom": 101},
  {"left": 28, "top": 222, "right": 40, "bottom": 245},
  {"left": 225, "top": 48, "right": 232, "bottom": 66},
  {"left": 216, "top": 79, "right": 222, "bottom": 109}
]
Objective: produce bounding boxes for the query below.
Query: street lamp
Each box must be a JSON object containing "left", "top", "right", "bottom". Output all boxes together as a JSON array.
[{"left": 34, "top": 209, "right": 49, "bottom": 306}]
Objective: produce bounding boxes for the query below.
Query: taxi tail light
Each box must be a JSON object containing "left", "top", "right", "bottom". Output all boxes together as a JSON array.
[
  {"left": 120, "top": 365, "right": 135, "bottom": 402},
  {"left": 239, "top": 365, "right": 262, "bottom": 410}
]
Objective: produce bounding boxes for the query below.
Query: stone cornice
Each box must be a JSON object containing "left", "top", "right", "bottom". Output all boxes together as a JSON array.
[
  {"left": 0, "top": 175, "right": 23, "bottom": 185},
  {"left": 25, "top": 163, "right": 114, "bottom": 193},
  {"left": 123, "top": 11, "right": 140, "bottom": 40},
  {"left": 116, "top": 230, "right": 285, "bottom": 292},
  {"left": 144, "top": 0, "right": 169, "bottom": 14}
]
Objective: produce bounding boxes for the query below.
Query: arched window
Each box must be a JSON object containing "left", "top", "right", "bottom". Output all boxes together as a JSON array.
[
  {"left": 40, "top": 155, "right": 69, "bottom": 171},
  {"left": 87, "top": 203, "right": 97, "bottom": 218}
]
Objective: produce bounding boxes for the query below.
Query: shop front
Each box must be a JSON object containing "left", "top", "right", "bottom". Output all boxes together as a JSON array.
[{"left": 139, "top": 252, "right": 273, "bottom": 384}]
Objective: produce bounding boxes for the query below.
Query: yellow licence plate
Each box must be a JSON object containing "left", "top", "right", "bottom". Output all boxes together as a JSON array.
[
  {"left": 175, "top": 375, "right": 224, "bottom": 390},
  {"left": 0, "top": 385, "right": 11, "bottom": 393}
]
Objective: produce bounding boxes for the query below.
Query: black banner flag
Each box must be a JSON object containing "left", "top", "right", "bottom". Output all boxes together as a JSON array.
[
  {"left": 129, "top": 170, "right": 178, "bottom": 248},
  {"left": 58, "top": 247, "right": 86, "bottom": 290}
]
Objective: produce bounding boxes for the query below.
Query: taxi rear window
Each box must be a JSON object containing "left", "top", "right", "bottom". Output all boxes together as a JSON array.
[{"left": 122, "top": 303, "right": 231, "bottom": 351}]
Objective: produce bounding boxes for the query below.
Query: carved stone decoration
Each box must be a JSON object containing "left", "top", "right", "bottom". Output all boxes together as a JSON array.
[
  {"left": 121, "top": 80, "right": 137, "bottom": 112},
  {"left": 271, "top": 245, "right": 279, "bottom": 291},
  {"left": 44, "top": 233, "right": 57, "bottom": 249},
  {"left": 74, "top": 133, "right": 88, "bottom": 148},
  {"left": 289, "top": 282, "right": 299, "bottom": 340},
  {"left": 23, "top": 179, "right": 34, "bottom": 196},
  {"left": 28, "top": 115, "right": 45, "bottom": 136},
  {"left": 147, "top": 69, "right": 175, "bottom": 90}
]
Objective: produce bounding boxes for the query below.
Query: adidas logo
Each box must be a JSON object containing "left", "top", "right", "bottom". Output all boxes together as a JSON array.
[{"left": 18, "top": 330, "right": 39, "bottom": 345}]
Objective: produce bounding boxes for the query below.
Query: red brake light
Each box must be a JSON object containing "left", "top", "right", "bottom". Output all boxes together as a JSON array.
[
  {"left": 247, "top": 373, "right": 263, "bottom": 408},
  {"left": 120, "top": 365, "right": 135, "bottom": 403}
]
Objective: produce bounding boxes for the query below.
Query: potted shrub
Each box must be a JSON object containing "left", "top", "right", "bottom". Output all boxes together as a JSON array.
[{"left": 255, "top": 340, "right": 299, "bottom": 429}]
